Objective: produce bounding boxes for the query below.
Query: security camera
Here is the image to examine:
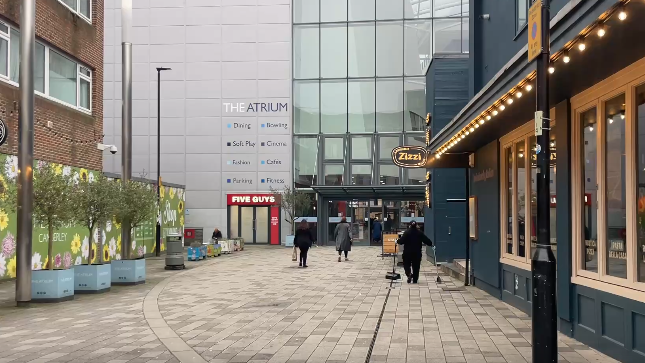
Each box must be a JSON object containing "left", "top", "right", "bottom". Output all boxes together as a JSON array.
[{"left": 97, "top": 143, "right": 118, "bottom": 154}]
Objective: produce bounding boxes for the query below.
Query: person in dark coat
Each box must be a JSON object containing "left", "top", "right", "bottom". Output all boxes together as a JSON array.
[
  {"left": 397, "top": 221, "right": 433, "bottom": 283},
  {"left": 212, "top": 228, "right": 222, "bottom": 240},
  {"left": 334, "top": 217, "right": 352, "bottom": 262},
  {"left": 295, "top": 220, "right": 314, "bottom": 267},
  {"left": 372, "top": 217, "right": 383, "bottom": 244}
]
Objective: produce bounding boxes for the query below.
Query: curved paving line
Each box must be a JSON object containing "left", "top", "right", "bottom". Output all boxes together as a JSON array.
[{"left": 143, "top": 258, "right": 223, "bottom": 363}]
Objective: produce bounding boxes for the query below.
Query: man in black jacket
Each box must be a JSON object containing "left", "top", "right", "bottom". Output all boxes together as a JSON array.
[{"left": 397, "top": 221, "right": 433, "bottom": 284}]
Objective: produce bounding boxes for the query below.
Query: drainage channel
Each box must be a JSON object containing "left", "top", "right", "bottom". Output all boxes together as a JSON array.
[{"left": 364, "top": 278, "right": 394, "bottom": 363}]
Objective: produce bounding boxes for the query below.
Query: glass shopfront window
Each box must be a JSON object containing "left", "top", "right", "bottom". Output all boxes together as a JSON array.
[
  {"left": 605, "top": 94, "right": 627, "bottom": 278},
  {"left": 502, "top": 117, "right": 556, "bottom": 265},
  {"left": 581, "top": 108, "right": 598, "bottom": 273},
  {"left": 637, "top": 84, "right": 645, "bottom": 282}
]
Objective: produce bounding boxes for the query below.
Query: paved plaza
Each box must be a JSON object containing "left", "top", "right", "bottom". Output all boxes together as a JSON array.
[{"left": 0, "top": 246, "right": 617, "bottom": 363}]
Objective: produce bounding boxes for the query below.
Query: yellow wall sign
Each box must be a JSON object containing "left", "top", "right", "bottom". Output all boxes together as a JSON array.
[
  {"left": 528, "top": 0, "right": 542, "bottom": 62},
  {"left": 383, "top": 234, "right": 399, "bottom": 254}
]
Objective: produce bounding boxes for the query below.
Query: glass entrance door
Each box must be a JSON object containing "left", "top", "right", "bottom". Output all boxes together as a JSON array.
[
  {"left": 349, "top": 201, "right": 370, "bottom": 246},
  {"left": 256, "top": 207, "right": 269, "bottom": 243},
  {"left": 237, "top": 206, "right": 271, "bottom": 244},
  {"left": 240, "top": 207, "right": 254, "bottom": 242}
]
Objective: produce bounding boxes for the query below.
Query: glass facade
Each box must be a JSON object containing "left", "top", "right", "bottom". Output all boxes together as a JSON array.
[{"left": 293, "top": 0, "right": 469, "bottom": 186}]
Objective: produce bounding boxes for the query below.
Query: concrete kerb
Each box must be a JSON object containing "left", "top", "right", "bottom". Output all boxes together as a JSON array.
[{"left": 143, "top": 258, "right": 218, "bottom": 363}]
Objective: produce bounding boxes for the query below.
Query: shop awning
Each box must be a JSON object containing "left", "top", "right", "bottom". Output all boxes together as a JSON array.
[
  {"left": 429, "top": 0, "right": 645, "bottom": 153},
  {"left": 311, "top": 185, "right": 425, "bottom": 200}
]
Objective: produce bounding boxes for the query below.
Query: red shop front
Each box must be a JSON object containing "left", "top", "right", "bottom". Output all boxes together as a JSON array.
[{"left": 226, "top": 193, "right": 281, "bottom": 245}]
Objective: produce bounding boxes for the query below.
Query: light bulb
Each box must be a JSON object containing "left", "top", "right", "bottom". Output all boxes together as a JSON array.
[
  {"left": 525, "top": 84, "right": 533, "bottom": 91},
  {"left": 516, "top": 92, "right": 523, "bottom": 98},
  {"left": 474, "top": 123, "right": 480, "bottom": 128},
  {"left": 461, "top": 135, "right": 466, "bottom": 139},
  {"left": 486, "top": 115, "right": 492, "bottom": 120},
  {"left": 618, "top": 9, "right": 627, "bottom": 21},
  {"left": 470, "top": 127, "right": 475, "bottom": 133},
  {"left": 436, "top": 154, "right": 441, "bottom": 159},
  {"left": 493, "top": 110, "right": 499, "bottom": 116},
  {"left": 621, "top": 113, "right": 625, "bottom": 119},
  {"left": 589, "top": 126, "right": 594, "bottom": 132},
  {"left": 500, "top": 105, "right": 506, "bottom": 111},
  {"left": 479, "top": 119, "right": 485, "bottom": 125},
  {"left": 608, "top": 118, "right": 614, "bottom": 124},
  {"left": 507, "top": 98, "right": 514, "bottom": 105},
  {"left": 597, "top": 27, "right": 606, "bottom": 37},
  {"left": 563, "top": 55, "right": 570, "bottom": 63},
  {"left": 548, "top": 66, "right": 555, "bottom": 74},
  {"left": 578, "top": 43, "right": 586, "bottom": 51},
  {"left": 518, "top": 153, "right": 524, "bottom": 158},
  {"left": 465, "top": 131, "right": 470, "bottom": 135},
  {"left": 550, "top": 142, "right": 555, "bottom": 147}
]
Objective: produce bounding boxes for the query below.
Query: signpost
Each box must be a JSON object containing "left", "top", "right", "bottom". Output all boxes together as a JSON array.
[{"left": 529, "top": 1, "right": 558, "bottom": 362}]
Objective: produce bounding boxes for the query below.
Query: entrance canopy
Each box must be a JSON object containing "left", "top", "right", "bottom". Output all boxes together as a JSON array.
[{"left": 311, "top": 185, "right": 425, "bottom": 200}]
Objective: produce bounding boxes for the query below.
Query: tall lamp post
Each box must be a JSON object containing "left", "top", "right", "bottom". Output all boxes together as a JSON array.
[
  {"left": 155, "top": 67, "right": 171, "bottom": 256},
  {"left": 16, "top": 0, "right": 35, "bottom": 306},
  {"left": 122, "top": 0, "right": 133, "bottom": 258},
  {"left": 529, "top": 0, "right": 557, "bottom": 361}
]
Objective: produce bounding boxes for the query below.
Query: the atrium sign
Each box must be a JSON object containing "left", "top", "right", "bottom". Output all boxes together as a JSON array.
[{"left": 223, "top": 102, "right": 288, "bottom": 113}]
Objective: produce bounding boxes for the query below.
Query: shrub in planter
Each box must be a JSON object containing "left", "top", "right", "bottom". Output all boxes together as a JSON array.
[
  {"left": 31, "top": 163, "right": 75, "bottom": 302},
  {"left": 71, "top": 174, "right": 117, "bottom": 293}
]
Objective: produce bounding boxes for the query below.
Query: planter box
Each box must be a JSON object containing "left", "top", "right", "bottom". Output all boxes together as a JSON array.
[
  {"left": 111, "top": 259, "right": 146, "bottom": 285},
  {"left": 285, "top": 235, "right": 295, "bottom": 247},
  {"left": 32, "top": 268, "right": 75, "bottom": 302},
  {"left": 200, "top": 245, "right": 207, "bottom": 259},
  {"left": 75, "top": 264, "right": 111, "bottom": 294},
  {"left": 188, "top": 246, "right": 202, "bottom": 261}
]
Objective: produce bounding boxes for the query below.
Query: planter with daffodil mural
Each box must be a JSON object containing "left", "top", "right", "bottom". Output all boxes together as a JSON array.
[{"left": 70, "top": 173, "right": 118, "bottom": 294}]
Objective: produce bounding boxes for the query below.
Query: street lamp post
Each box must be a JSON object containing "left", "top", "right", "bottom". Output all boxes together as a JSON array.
[
  {"left": 531, "top": 0, "right": 558, "bottom": 361},
  {"left": 155, "top": 67, "right": 171, "bottom": 257},
  {"left": 16, "top": 0, "right": 35, "bottom": 307},
  {"left": 122, "top": 0, "right": 133, "bottom": 257}
]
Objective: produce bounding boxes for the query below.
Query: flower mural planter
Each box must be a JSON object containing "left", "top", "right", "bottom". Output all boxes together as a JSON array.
[
  {"left": 74, "top": 264, "right": 111, "bottom": 294},
  {"left": 187, "top": 246, "right": 202, "bottom": 261},
  {"left": 111, "top": 259, "right": 146, "bottom": 285},
  {"left": 31, "top": 268, "right": 75, "bottom": 302}
]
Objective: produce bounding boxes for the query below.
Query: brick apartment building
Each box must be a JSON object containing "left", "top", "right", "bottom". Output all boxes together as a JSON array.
[{"left": 0, "top": 0, "right": 103, "bottom": 170}]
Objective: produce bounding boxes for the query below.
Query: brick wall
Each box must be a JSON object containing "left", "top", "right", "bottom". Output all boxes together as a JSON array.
[{"left": 0, "top": 0, "right": 103, "bottom": 170}]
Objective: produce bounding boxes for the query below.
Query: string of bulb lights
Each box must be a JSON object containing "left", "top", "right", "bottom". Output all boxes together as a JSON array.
[
  {"left": 34, "top": 118, "right": 104, "bottom": 146},
  {"left": 434, "top": 1, "right": 630, "bottom": 158}
]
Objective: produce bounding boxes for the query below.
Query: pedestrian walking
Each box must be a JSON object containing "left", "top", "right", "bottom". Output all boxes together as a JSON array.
[
  {"left": 295, "top": 220, "right": 314, "bottom": 268},
  {"left": 334, "top": 217, "right": 352, "bottom": 262},
  {"left": 397, "top": 221, "right": 433, "bottom": 283},
  {"left": 372, "top": 217, "right": 383, "bottom": 244},
  {"left": 212, "top": 228, "right": 222, "bottom": 240}
]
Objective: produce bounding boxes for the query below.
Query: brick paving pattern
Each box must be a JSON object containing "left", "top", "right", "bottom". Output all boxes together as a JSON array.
[{"left": 0, "top": 246, "right": 618, "bottom": 363}]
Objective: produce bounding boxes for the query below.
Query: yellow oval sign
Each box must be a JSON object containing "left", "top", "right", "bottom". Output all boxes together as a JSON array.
[{"left": 391, "top": 146, "right": 428, "bottom": 168}]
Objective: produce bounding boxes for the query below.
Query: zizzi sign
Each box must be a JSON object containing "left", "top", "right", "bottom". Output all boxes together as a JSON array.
[
  {"left": 227, "top": 194, "right": 279, "bottom": 206},
  {"left": 391, "top": 146, "right": 428, "bottom": 168},
  {"left": 223, "top": 102, "right": 288, "bottom": 113}
]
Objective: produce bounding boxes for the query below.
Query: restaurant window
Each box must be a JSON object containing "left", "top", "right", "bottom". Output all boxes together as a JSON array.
[
  {"left": 501, "top": 116, "right": 556, "bottom": 267},
  {"left": 570, "top": 62, "right": 645, "bottom": 299}
]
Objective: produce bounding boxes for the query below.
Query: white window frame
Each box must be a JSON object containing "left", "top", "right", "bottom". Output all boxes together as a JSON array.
[
  {"left": 0, "top": 21, "right": 92, "bottom": 114},
  {"left": 57, "top": 0, "right": 92, "bottom": 24},
  {"left": 0, "top": 23, "right": 10, "bottom": 81}
]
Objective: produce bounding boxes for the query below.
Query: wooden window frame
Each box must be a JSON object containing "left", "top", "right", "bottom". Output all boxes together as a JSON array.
[
  {"left": 499, "top": 111, "right": 555, "bottom": 270},
  {"left": 571, "top": 56, "right": 645, "bottom": 302}
]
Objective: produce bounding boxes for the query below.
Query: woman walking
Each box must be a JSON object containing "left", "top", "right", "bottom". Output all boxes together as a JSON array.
[
  {"left": 295, "top": 220, "right": 314, "bottom": 267},
  {"left": 334, "top": 217, "right": 352, "bottom": 262}
]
